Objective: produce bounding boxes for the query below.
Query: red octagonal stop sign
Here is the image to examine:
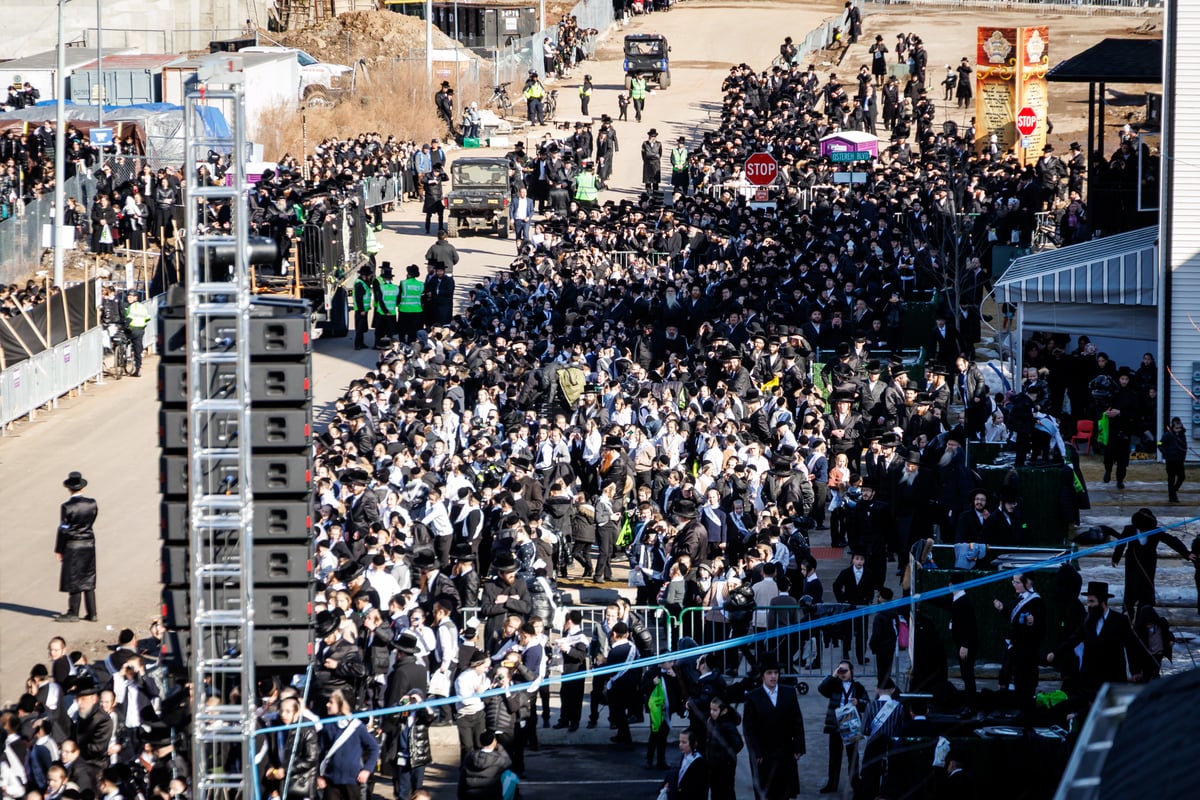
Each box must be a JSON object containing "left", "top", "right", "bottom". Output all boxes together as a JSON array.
[
  {"left": 1016, "top": 106, "right": 1038, "bottom": 137},
  {"left": 744, "top": 152, "right": 779, "bottom": 186}
]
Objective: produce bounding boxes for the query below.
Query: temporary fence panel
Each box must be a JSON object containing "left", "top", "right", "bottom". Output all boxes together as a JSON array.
[
  {"left": 362, "top": 174, "right": 402, "bottom": 209},
  {"left": 0, "top": 196, "right": 52, "bottom": 286},
  {"left": 0, "top": 325, "right": 104, "bottom": 430},
  {"left": 461, "top": 603, "right": 675, "bottom": 662}
]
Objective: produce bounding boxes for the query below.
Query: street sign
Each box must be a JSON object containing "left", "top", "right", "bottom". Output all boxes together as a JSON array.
[
  {"left": 1021, "top": 135, "right": 1031, "bottom": 149},
  {"left": 744, "top": 151, "right": 778, "bottom": 186},
  {"left": 1016, "top": 106, "right": 1038, "bottom": 137},
  {"left": 830, "top": 150, "right": 872, "bottom": 163},
  {"left": 89, "top": 127, "right": 114, "bottom": 146}
]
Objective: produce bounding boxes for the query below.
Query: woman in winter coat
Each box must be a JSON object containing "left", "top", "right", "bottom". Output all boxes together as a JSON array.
[
  {"left": 704, "top": 697, "right": 744, "bottom": 800},
  {"left": 90, "top": 194, "right": 118, "bottom": 254},
  {"left": 392, "top": 690, "right": 434, "bottom": 800},
  {"left": 122, "top": 191, "right": 150, "bottom": 251}
]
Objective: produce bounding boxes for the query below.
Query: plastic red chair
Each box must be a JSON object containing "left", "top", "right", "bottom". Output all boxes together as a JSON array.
[{"left": 1071, "top": 419, "right": 1095, "bottom": 455}]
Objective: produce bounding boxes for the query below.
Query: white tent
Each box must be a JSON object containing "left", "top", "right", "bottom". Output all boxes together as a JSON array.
[{"left": 995, "top": 226, "right": 1158, "bottom": 371}]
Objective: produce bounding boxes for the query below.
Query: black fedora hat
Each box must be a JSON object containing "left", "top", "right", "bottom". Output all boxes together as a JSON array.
[
  {"left": 672, "top": 498, "right": 698, "bottom": 519},
  {"left": 64, "top": 471, "right": 88, "bottom": 491},
  {"left": 493, "top": 551, "right": 519, "bottom": 574},
  {"left": 412, "top": 549, "right": 439, "bottom": 572},
  {"left": 395, "top": 629, "right": 419, "bottom": 655},
  {"left": 1082, "top": 581, "right": 1114, "bottom": 600},
  {"left": 314, "top": 610, "right": 340, "bottom": 638}
]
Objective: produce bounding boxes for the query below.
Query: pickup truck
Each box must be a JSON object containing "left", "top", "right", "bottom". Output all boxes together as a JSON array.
[{"left": 240, "top": 46, "right": 354, "bottom": 107}]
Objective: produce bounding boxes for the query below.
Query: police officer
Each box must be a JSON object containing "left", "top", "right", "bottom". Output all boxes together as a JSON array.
[
  {"left": 579, "top": 74, "right": 594, "bottom": 116},
  {"left": 397, "top": 264, "right": 425, "bottom": 344},
  {"left": 573, "top": 160, "right": 599, "bottom": 209},
  {"left": 629, "top": 73, "right": 648, "bottom": 123},
  {"left": 524, "top": 71, "right": 546, "bottom": 125},
  {"left": 373, "top": 262, "right": 399, "bottom": 347},
  {"left": 123, "top": 291, "right": 150, "bottom": 377},
  {"left": 353, "top": 265, "right": 374, "bottom": 351},
  {"left": 670, "top": 136, "right": 689, "bottom": 196}
]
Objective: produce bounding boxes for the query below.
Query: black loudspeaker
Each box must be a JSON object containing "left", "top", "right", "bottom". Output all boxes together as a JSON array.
[
  {"left": 160, "top": 454, "right": 312, "bottom": 498},
  {"left": 156, "top": 296, "right": 315, "bottom": 674},
  {"left": 158, "top": 362, "right": 312, "bottom": 407},
  {"left": 159, "top": 408, "right": 311, "bottom": 452},
  {"left": 161, "top": 543, "right": 311, "bottom": 586},
  {"left": 161, "top": 585, "right": 313, "bottom": 628},
  {"left": 161, "top": 626, "right": 312, "bottom": 671},
  {"left": 160, "top": 500, "right": 311, "bottom": 544}
]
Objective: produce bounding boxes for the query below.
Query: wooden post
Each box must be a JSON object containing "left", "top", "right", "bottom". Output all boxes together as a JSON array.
[
  {"left": 61, "top": 283, "right": 71, "bottom": 340},
  {"left": 45, "top": 274, "right": 52, "bottom": 345}
]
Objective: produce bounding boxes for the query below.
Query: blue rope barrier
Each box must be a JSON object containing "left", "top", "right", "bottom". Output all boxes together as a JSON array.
[{"left": 256, "top": 513, "right": 1199, "bottom": 738}]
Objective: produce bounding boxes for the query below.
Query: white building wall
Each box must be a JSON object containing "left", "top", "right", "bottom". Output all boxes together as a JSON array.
[{"left": 1164, "top": 2, "right": 1200, "bottom": 455}]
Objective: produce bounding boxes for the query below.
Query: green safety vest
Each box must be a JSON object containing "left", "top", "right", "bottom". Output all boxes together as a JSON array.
[
  {"left": 377, "top": 281, "right": 399, "bottom": 314},
  {"left": 354, "top": 278, "right": 372, "bottom": 312},
  {"left": 580, "top": 83, "right": 593, "bottom": 98},
  {"left": 630, "top": 78, "right": 647, "bottom": 100},
  {"left": 671, "top": 147, "right": 688, "bottom": 171},
  {"left": 399, "top": 278, "right": 424, "bottom": 314},
  {"left": 574, "top": 171, "right": 598, "bottom": 202},
  {"left": 126, "top": 301, "right": 151, "bottom": 329},
  {"left": 525, "top": 82, "right": 545, "bottom": 100}
]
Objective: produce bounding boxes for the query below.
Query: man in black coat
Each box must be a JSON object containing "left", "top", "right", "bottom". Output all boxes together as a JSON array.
[
  {"left": 55, "top": 471, "right": 99, "bottom": 622},
  {"left": 742, "top": 657, "right": 805, "bottom": 800},
  {"left": 264, "top": 697, "right": 321, "bottom": 800},
  {"left": 458, "top": 731, "right": 512, "bottom": 800},
  {"left": 665, "top": 728, "right": 709, "bottom": 800},
  {"left": 993, "top": 572, "right": 1045, "bottom": 711},
  {"left": 833, "top": 551, "right": 878, "bottom": 665},
  {"left": 1112, "top": 508, "right": 1195, "bottom": 618},
  {"left": 1102, "top": 367, "right": 1140, "bottom": 487},
  {"left": 424, "top": 263, "right": 455, "bottom": 326},
  {"left": 312, "top": 610, "right": 367, "bottom": 705},
  {"left": 1047, "top": 581, "right": 1146, "bottom": 699},
  {"left": 950, "top": 586, "right": 980, "bottom": 699},
  {"left": 553, "top": 610, "right": 590, "bottom": 731},
  {"left": 479, "top": 552, "right": 532, "bottom": 644},
  {"left": 71, "top": 678, "right": 113, "bottom": 773}
]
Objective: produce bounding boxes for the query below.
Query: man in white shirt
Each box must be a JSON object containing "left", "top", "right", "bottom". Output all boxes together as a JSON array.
[{"left": 511, "top": 186, "right": 534, "bottom": 241}]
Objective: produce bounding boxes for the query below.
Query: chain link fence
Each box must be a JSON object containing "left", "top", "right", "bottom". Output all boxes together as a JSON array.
[{"left": 0, "top": 196, "right": 52, "bottom": 287}]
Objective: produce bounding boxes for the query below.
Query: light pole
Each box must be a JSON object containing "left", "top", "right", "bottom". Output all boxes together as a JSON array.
[
  {"left": 96, "top": 0, "right": 103, "bottom": 131},
  {"left": 53, "top": 0, "right": 68, "bottom": 286},
  {"left": 425, "top": 0, "right": 433, "bottom": 85}
]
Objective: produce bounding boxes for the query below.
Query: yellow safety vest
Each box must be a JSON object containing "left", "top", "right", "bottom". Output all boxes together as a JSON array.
[
  {"left": 630, "top": 78, "right": 647, "bottom": 100},
  {"left": 580, "top": 83, "right": 593, "bottom": 98},
  {"left": 525, "top": 82, "right": 545, "bottom": 100},
  {"left": 574, "top": 171, "right": 599, "bottom": 202},
  {"left": 126, "top": 301, "right": 151, "bottom": 329},
  {"left": 399, "top": 278, "right": 424, "bottom": 314},
  {"left": 671, "top": 147, "right": 688, "bottom": 171},
  {"left": 354, "top": 278, "right": 372, "bottom": 312},
  {"left": 377, "top": 281, "right": 399, "bottom": 314}
]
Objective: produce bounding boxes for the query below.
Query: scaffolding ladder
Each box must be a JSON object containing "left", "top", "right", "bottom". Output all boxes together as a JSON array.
[{"left": 183, "top": 61, "right": 259, "bottom": 800}]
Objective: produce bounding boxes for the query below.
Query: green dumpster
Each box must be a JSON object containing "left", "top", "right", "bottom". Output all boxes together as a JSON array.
[
  {"left": 900, "top": 289, "right": 939, "bottom": 349},
  {"left": 976, "top": 464, "right": 1068, "bottom": 547}
]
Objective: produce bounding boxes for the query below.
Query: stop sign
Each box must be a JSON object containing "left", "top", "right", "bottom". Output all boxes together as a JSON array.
[
  {"left": 744, "top": 152, "right": 778, "bottom": 186},
  {"left": 1016, "top": 106, "right": 1038, "bottom": 137}
]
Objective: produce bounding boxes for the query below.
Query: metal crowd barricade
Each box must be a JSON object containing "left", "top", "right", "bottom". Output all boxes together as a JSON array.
[
  {"left": 1, "top": 326, "right": 105, "bottom": 431},
  {"left": 362, "top": 174, "right": 401, "bottom": 209},
  {"left": 459, "top": 603, "right": 675, "bottom": 662}
]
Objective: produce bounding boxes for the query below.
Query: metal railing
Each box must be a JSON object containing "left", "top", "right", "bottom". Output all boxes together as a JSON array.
[
  {"left": 1, "top": 325, "right": 105, "bottom": 430},
  {"left": 461, "top": 603, "right": 676, "bottom": 660}
]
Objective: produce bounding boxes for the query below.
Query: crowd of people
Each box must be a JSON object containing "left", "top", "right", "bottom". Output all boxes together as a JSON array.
[{"left": 3, "top": 8, "right": 1195, "bottom": 800}]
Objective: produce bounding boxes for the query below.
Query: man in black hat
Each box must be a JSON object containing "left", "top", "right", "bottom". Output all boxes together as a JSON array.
[
  {"left": 423, "top": 260, "right": 455, "bottom": 327},
  {"left": 1101, "top": 366, "right": 1139, "bottom": 488},
  {"left": 383, "top": 630, "right": 429, "bottom": 711},
  {"left": 55, "top": 472, "right": 99, "bottom": 623},
  {"left": 344, "top": 467, "right": 380, "bottom": 539},
  {"left": 992, "top": 572, "right": 1045, "bottom": 711},
  {"left": 1112, "top": 508, "right": 1195, "bottom": 619},
  {"left": 70, "top": 676, "right": 112, "bottom": 773},
  {"left": 479, "top": 552, "right": 532, "bottom": 644},
  {"left": 1067, "top": 141, "right": 1086, "bottom": 195},
  {"left": 1036, "top": 143, "right": 1066, "bottom": 209},
  {"left": 312, "top": 610, "right": 367, "bottom": 705},
  {"left": 833, "top": 550, "right": 879, "bottom": 666},
  {"left": 742, "top": 654, "right": 805, "bottom": 800},
  {"left": 1047, "top": 581, "right": 1145, "bottom": 698},
  {"left": 641, "top": 129, "right": 662, "bottom": 198}
]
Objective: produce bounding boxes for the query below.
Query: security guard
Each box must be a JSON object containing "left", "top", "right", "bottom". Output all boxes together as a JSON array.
[
  {"left": 523, "top": 71, "right": 546, "bottom": 125},
  {"left": 629, "top": 73, "right": 648, "bottom": 122},
  {"left": 123, "top": 291, "right": 151, "bottom": 377},
  {"left": 353, "top": 265, "right": 374, "bottom": 350},
  {"left": 579, "top": 74, "right": 594, "bottom": 116},
  {"left": 373, "top": 262, "right": 399, "bottom": 347},
  {"left": 397, "top": 264, "right": 425, "bottom": 344},
  {"left": 670, "top": 136, "right": 690, "bottom": 195},
  {"left": 573, "top": 160, "right": 599, "bottom": 209}
]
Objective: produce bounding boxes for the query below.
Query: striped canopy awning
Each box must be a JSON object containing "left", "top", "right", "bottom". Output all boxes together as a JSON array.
[{"left": 994, "top": 227, "right": 1158, "bottom": 306}]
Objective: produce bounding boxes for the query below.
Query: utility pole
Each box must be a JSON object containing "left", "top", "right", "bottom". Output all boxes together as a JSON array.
[
  {"left": 425, "top": 0, "right": 433, "bottom": 85},
  {"left": 96, "top": 0, "right": 103, "bottom": 131},
  {"left": 53, "top": 0, "right": 67, "bottom": 286}
]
